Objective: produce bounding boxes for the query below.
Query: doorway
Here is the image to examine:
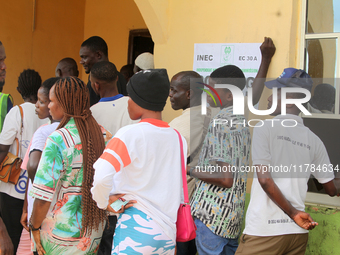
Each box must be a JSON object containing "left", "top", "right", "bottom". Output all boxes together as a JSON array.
[{"left": 127, "top": 29, "right": 154, "bottom": 65}]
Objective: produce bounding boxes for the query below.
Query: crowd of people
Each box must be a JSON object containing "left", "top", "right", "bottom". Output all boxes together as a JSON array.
[{"left": 0, "top": 35, "right": 339, "bottom": 255}]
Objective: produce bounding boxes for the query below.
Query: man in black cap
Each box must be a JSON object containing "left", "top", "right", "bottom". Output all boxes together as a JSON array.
[{"left": 91, "top": 69, "right": 186, "bottom": 254}]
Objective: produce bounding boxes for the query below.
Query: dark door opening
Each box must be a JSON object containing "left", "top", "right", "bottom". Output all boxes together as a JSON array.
[{"left": 128, "top": 29, "right": 154, "bottom": 65}]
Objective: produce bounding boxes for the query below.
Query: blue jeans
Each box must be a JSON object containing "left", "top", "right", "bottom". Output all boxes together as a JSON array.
[{"left": 195, "top": 218, "right": 239, "bottom": 255}]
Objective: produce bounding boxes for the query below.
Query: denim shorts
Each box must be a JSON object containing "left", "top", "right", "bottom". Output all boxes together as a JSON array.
[{"left": 194, "top": 218, "right": 239, "bottom": 255}]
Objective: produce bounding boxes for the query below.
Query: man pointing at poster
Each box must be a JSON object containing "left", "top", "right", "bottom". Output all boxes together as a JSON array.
[{"left": 189, "top": 37, "right": 275, "bottom": 255}]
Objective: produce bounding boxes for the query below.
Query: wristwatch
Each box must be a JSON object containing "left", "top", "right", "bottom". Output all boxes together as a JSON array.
[{"left": 29, "top": 222, "right": 41, "bottom": 232}]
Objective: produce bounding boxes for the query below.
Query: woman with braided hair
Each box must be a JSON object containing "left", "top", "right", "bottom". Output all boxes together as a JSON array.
[{"left": 30, "top": 76, "right": 112, "bottom": 255}]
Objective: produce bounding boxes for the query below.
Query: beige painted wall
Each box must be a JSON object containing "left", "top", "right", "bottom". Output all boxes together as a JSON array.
[
  {"left": 135, "top": 0, "right": 303, "bottom": 122},
  {"left": 0, "top": 0, "right": 85, "bottom": 104},
  {"left": 1, "top": 1, "right": 304, "bottom": 122},
  {"left": 82, "top": 0, "right": 148, "bottom": 81}
]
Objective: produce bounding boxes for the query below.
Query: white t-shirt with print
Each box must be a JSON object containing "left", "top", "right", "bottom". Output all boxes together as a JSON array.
[
  {"left": 0, "top": 103, "right": 48, "bottom": 199},
  {"left": 244, "top": 114, "right": 334, "bottom": 236}
]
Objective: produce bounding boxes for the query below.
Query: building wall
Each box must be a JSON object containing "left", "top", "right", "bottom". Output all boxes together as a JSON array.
[
  {"left": 135, "top": 0, "right": 302, "bottom": 122},
  {"left": 2, "top": 0, "right": 300, "bottom": 121},
  {"left": 0, "top": 0, "right": 85, "bottom": 104},
  {"left": 82, "top": 0, "right": 148, "bottom": 81}
]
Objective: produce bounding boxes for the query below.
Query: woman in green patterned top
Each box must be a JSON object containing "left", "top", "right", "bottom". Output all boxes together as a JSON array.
[{"left": 30, "top": 77, "right": 109, "bottom": 255}]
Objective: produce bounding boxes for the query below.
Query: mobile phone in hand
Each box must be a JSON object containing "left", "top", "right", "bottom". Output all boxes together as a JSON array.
[{"left": 110, "top": 198, "right": 128, "bottom": 211}]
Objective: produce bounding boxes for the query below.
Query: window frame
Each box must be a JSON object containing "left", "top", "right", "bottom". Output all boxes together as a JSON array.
[
  {"left": 300, "top": 0, "right": 340, "bottom": 119},
  {"left": 299, "top": 0, "right": 340, "bottom": 207}
]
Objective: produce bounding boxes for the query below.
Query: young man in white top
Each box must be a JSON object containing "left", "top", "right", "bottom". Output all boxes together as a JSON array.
[
  {"left": 90, "top": 61, "right": 136, "bottom": 135},
  {"left": 89, "top": 60, "right": 136, "bottom": 255},
  {"left": 236, "top": 68, "right": 340, "bottom": 255}
]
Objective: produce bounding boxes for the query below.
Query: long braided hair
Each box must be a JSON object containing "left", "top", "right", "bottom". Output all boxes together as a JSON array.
[{"left": 54, "top": 77, "right": 106, "bottom": 234}]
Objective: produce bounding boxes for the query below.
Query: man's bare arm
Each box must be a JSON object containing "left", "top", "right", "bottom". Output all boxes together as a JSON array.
[
  {"left": 189, "top": 161, "right": 233, "bottom": 188},
  {"left": 251, "top": 37, "right": 276, "bottom": 105},
  {"left": 256, "top": 165, "right": 317, "bottom": 230},
  {"left": 0, "top": 217, "right": 14, "bottom": 255}
]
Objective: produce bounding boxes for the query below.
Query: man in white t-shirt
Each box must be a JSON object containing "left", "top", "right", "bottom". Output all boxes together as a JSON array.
[
  {"left": 90, "top": 61, "right": 136, "bottom": 135},
  {"left": 236, "top": 68, "right": 340, "bottom": 255},
  {"left": 90, "top": 60, "right": 136, "bottom": 255}
]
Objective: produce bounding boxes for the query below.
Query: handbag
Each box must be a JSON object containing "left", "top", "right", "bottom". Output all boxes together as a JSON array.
[
  {"left": 0, "top": 105, "right": 23, "bottom": 184},
  {"left": 174, "top": 129, "right": 197, "bottom": 242}
]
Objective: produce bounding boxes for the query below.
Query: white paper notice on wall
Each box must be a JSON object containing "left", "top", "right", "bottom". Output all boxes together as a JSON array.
[{"left": 193, "top": 43, "right": 261, "bottom": 91}]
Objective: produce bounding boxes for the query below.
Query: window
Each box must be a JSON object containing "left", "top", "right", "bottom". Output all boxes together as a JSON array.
[
  {"left": 300, "top": 0, "right": 340, "bottom": 118},
  {"left": 300, "top": 0, "right": 340, "bottom": 207}
]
